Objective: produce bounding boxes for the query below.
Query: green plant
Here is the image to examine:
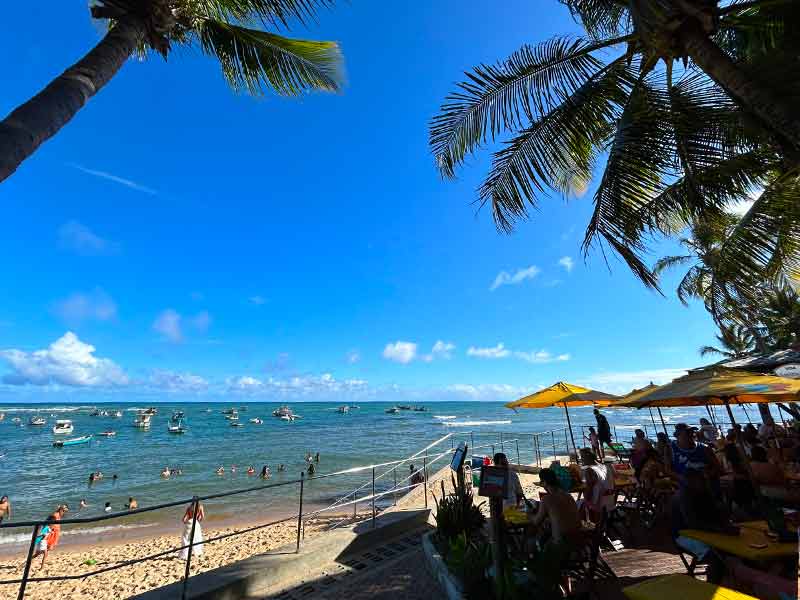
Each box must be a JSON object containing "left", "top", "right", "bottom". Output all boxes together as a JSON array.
[
  {"left": 446, "top": 533, "right": 493, "bottom": 600},
  {"left": 432, "top": 476, "right": 486, "bottom": 542}
]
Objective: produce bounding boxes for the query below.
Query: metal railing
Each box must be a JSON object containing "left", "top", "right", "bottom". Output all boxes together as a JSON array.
[{"left": 0, "top": 426, "right": 577, "bottom": 599}]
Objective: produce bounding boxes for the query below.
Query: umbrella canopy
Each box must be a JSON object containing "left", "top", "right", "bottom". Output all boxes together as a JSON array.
[
  {"left": 615, "top": 369, "right": 800, "bottom": 408},
  {"left": 505, "top": 382, "right": 618, "bottom": 410}
]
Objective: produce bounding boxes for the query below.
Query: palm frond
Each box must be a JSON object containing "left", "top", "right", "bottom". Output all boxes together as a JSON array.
[
  {"left": 558, "top": 0, "right": 631, "bottom": 39},
  {"left": 429, "top": 35, "right": 629, "bottom": 179},
  {"left": 477, "top": 57, "right": 634, "bottom": 230},
  {"left": 699, "top": 344, "right": 726, "bottom": 357},
  {"left": 653, "top": 254, "right": 694, "bottom": 276},
  {"left": 196, "top": 0, "right": 335, "bottom": 27},
  {"left": 196, "top": 19, "right": 343, "bottom": 95}
]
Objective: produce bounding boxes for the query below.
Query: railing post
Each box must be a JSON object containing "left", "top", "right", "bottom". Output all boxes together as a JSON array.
[
  {"left": 182, "top": 497, "right": 200, "bottom": 600},
  {"left": 491, "top": 444, "right": 495, "bottom": 457},
  {"left": 565, "top": 429, "right": 570, "bottom": 457},
  {"left": 296, "top": 473, "right": 305, "bottom": 553},
  {"left": 613, "top": 425, "right": 618, "bottom": 441},
  {"left": 423, "top": 456, "right": 428, "bottom": 509},
  {"left": 17, "top": 524, "right": 39, "bottom": 600},
  {"left": 371, "top": 467, "right": 376, "bottom": 528},
  {"left": 500, "top": 432, "right": 504, "bottom": 454},
  {"left": 470, "top": 432, "right": 475, "bottom": 456},
  {"left": 393, "top": 468, "right": 398, "bottom": 507},
  {"left": 551, "top": 431, "right": 556, "bottom": 461},
  {"left": 515, "top": 439, "right": 520, "bottom": 465}
]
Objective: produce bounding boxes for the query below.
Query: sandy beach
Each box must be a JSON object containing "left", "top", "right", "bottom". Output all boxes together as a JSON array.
[{"left": 0, "top": 514, "right": 358, "bottom": 600}]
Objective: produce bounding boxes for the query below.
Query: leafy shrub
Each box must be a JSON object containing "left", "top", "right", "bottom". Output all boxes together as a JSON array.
[
  {"left": 446, "top": 533, "right": 493, "bottom": 599},
  {"left": 432, "top": 476, "right": 486, "bottom": 541}
]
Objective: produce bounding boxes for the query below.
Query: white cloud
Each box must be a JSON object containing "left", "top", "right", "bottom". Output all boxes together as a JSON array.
[
  {"left": 68, "top": 163, "right": 157, "bottom": 195},
  {"left": 558, "top": 256, "right": 574, "bottom": 272},
  {"left": 383, "top": 341, "right": 417, "bottom": 364},
  {"left": 445, "top": 383, "right": 532, "bottom": 400},
  {"left": 226, "top": 376, "right": 264, "bottom": 391},
  {"left": 226, "top": 372, "right": 368, "bottom": 396},
  {"left": 467, "top": 343, "right": 511, "bottom": 359},
  {"left": 53, "top": 288, "right": 117, "bottom": 325},
  {"left": 191, "top": 311, "right": 211, "bottom": 333},
  {"left": 728, "top": 187, "right": 762, "bottom": 217},
  {"left": 249, "top": 295, "right": 266, "bottom": 306},
  {"left": 346, "top": 350, "right": 361, "bottom": 364},
  {"left": 0, "top": 332, "right": 128, "bottom": 387},
  {"left": 489, "top": 266, "right": 540, "bottom": 291},
  {"left": 58, "top": 221, "right": 118, "bottom": 255},
  {"left": 153, "top": 309, "right": 182, "bottom": 343},
  {"left": 513, "top": 350, "right": 571, "bottom": 363},
  {"left": 431, "top": 340, "right": 455, "bottom": 359},
  {"left": 149, "top": 369, "right": 208, "bottom": 391},
  {"left": 578, "top": 368, "right": 687, "bottom": 394}
]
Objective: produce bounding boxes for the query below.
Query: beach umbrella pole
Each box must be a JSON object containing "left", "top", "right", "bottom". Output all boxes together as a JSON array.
[
  {"left": 722, "top": 398, "right": 761, "bottom": 495},
  {"left": 656, "top": 407, "right": 668, "bottom": 435},
  {"left": 648, "top": 408, "right": 658, "bottom": 437},
  {"left": 563, "top": 403, "right": 578, "bottom": 462}
]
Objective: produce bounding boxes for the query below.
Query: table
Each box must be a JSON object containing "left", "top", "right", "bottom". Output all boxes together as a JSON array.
[
  {"left": 623, "top": 574, "right": 757, "bottom": 600},
  {"left": 679, "top": 524, "right": 797, "bottom": 562}
]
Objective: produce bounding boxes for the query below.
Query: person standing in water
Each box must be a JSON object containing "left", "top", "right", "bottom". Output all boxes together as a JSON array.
[
  {"left": 0, "top": 495, "right": 11, "bottom": 523},
  {"left": 179, "top": 502, "right": 205, "bottom": 560}
]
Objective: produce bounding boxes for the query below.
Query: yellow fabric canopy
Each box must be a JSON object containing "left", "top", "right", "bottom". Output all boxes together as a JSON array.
[
  {"left": 614, "top": 369, "right": 800, "bottom": 408},
  {"left": 505, "top": 381, "right": 618, "bottom": 409}
]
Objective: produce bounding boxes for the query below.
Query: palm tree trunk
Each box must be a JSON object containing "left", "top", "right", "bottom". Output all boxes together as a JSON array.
[
  {"left": 680, "top": 23, "right": 800, "bottom": 152},
  {"left": 0, "top": 18, "right": 146, "bottom": 183}
]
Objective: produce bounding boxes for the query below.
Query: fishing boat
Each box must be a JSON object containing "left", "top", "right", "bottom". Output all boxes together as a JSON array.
[
  {"left": 112, "top": 410, "right": 123, "bottom": 418},
  {"left": 337, "top": 405, "right": 350, "bottom": 414},
  {"left": 398, "top": 405, "right": 412, "bottom": 411},
  {"left": 97, "top": 430, "right": 116, "bottom": 437},
  {"left": 29, "top": 416, "right": 46, "bottom": 426},
  {"left": 143, "top": 407, "right": 158, "bottom": 416},
  {"left": 53, "top": 435, "right": 92, "bottom": 448},
  {"left": 249, "top": 418, "right": 263, "bottom": 424},
  {"left": 280, "top": 414, "right": 301, "bottom": 422},
  {"left": 52, "top": 420, "right": 74, "bottom": 434},
  {"left": 89, "top": 409, "right": 101, "bottom": 417},
  {"left": 133, "top": 412, "right": 152, "bottom": 429},
  {"left": 225, "top": 412, "right": 239, "bottom": 421},
  {"left": 168, "top": 420, "right": 187, "bottom": 434},
  {"left": 231, "top": 422, "right": 244, "bottom": 428},
  {"left": 272, "top": 406, "right": 293, "bottom": 418},
  {"left": 413, "top": 406, "right": 427, "bottom": 412},
  {"left": 171, "top": 410, "right": 185, "bottom": 422},
  {"left": 385, "top": 407, "right": 400, "bottom": 414}
]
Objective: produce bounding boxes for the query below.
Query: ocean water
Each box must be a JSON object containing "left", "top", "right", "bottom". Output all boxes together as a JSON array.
[{"left": 0, "top": 400, "right": 756, "bottom": 544}]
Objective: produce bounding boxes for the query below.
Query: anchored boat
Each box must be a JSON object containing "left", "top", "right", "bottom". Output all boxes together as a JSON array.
[
  {"left": 52, "top": 420, "right": 74, "bottom": 435},
  {"left": 168, "top": 419, "right": 187, "bottom": 434},
  {"left": 53, "top": 435, "right": 92, "bottom": 448},
  {"left": 133, "top": 412, "right": 152, "bottom": 429},
  {"left": 97, "top": 430, "right": 116, "bottom": 437},
  {"left": 29, "top": 416, "right": 46, "bottom": 426}
]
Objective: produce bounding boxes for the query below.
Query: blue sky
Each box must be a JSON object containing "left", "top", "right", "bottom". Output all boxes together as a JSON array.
[{"left": 0, "top": 1, "right": 720, "bottom": 402}]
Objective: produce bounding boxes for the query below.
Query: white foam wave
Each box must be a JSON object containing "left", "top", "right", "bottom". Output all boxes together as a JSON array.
[
  {"left": 0, "top": 406, "right": 95, "bottom": 413},
  {"left": 443, "top": 420, "right": 512, "bottom": 427},
  {"left": 433, "top": 415, "right": 457, "bottom": 420},
  {"left": 0, "top": 522, "right": 156, "bottom": 546},
  {"left": 614, "top": 425, "right": 642, "bottom": 430}
]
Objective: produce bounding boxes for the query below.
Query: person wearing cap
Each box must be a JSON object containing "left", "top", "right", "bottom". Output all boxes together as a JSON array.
[{"left": 671, "top": 423, "right": 721, "bottom": 487}]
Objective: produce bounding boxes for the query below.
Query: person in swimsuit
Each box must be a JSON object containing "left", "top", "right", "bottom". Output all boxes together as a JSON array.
[
  {"left": 0, "top": 496, "right": 10, "bottom": 523},
  {"left": 126, "top": 498, "right": 138, "bottom": 510},
  {"left": 247, "top": 466, "right": 255, "bottom": 475},
  {"left": 32, "top": 505, "right": 67, "bottom": 567}
]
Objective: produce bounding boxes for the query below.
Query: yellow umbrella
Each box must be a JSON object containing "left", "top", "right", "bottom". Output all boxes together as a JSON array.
[
  {"left": 609, "top": 383, "right": 667, "bottom": 434},
  {"left": 505, "top": 382, "right": 619, "bottom": 457}
]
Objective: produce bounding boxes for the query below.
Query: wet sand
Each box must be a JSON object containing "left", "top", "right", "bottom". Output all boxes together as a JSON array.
[{"left": 0, "top": 514, "right": 365, "bottom": 600}]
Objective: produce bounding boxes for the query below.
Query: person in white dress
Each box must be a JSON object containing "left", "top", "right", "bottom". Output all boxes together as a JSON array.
[{"left": 179, "top": 501, "right": 205, "bottom": 559}]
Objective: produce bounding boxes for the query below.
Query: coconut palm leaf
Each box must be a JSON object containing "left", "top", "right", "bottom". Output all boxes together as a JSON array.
[
  {"left": 558, "top": 0, "right": 631, "bottom": 39},
  {"left": 429, "top": 35, "right": 630, "bottom": 179},
  {"left": 197, "top": 0, "right": 336, "bottom": 27},
  {"left": 196, "top": 20, "right": 343, "bottom": 95}
]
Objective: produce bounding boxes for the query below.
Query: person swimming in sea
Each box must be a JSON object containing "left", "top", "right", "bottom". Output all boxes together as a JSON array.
[
  {"left": 307, "top": 463, "right": 316, "bottom": 476},
  {"left": 314, "top": 452, "right": 320, "bottom": 463},
  {"left": 161, "top": 467, "right": 171, "bottom": 479},
  {"left": 278, "top": 464, "right": 285, "bottom": 472},
  {"left": 260, "top": 466, "right": 271, "bottom": 479},
  {"left": 126, "top": 497, "right": 138, "bottom": 510},
  {"left": 231, "top": 465, "right": 237, "bottom": 474},
  {"left": 216, "top": 466, "right": 225, "bottom": 476},
  {"left": 247, "top": 466, "right": 255, "bottom": 475}
]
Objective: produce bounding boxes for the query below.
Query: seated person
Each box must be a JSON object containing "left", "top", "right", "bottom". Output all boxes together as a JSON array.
[
  {"left": 723, "top": 444, "right": 757, "bottom": 515},
  {"left": 630, "top": 429, "right": 653, "bottom": 470},
  {"left": 526, "top": 468, "right": 582, "bottom": 594},
  {"left": 494, "top": 453, "right": 524, "bottom": 509},
  {"left": 579, "top": 448, "right": 615, "bottom": 523},
  {"left": 655, "top": 432, "right": 673, "bottom": 470},
  {"left": 750, "top": 445, "right": 785, "bottom": 485},
  {"left": 698, "top": 418, "right": 718, "bottom": 444},
  {"left": 636, "top": 448, "right": 667, "bottom": 487}
]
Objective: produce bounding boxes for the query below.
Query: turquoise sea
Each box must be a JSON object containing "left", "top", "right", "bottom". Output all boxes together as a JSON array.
[{"left": 0, "top": 400, "right": 756, "bottom": 547}]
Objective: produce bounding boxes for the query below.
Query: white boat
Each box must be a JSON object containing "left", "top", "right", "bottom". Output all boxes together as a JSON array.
[
  {"left": 231, "top": 422, "right": 244, "bottom": 428},
  {"left": 168, "top": 420, "right": 186, "bottom": 434},
  {"left": 222, "top": 408, "right": 237, "bottom": 415},
  {"left": 0, "top": 413, "right": 5, "bottom": 421},
  {"left": 133, "top": 412, "right": 152, "bottom": 429},
  {"left": 337, "top": 405, "right": 349, "bottom": 414},
  {"left": 112, "top": 411, "right": 123, "bottom": 418},
  {"left": 53, "top": 434, "right": 92, "bottom": 447},
  {"left": 280, "top": 414, "right": 302, "bottom": 422},
  {"left": 143, "top": 407, "right": 158, "bottom": 416},
  {"left": 272, "top": 406, "right": 293, "bottom": 418},
  {"left": 249, "top": 418, "right": 263, "bottom": 424},
  {"left": 52, "top": 420, "right": 74, "bottom": 435},
  {"left": 225, "top": 413, "right": 239, "bottom": 421},
  {"left": 29, "top": 416, "right": 46, "bottom": 426},
  {"left": 385, "top": 407, "right": 400, "bottom": 414}
]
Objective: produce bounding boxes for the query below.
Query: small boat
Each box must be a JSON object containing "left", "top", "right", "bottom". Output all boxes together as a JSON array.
[
  {"left": 398, "top": 405, "right": 412, "bottom": 411},
  {"left": 0, "top": 413, "right": 5, "bottom": 421},
  {"left": 225, "top": 413, "right": 239, "bottom": 421},
  {"left": 12, "top": 417, "right": 21, "bottom": 423},
  {"left": 171, "top": 411, "right": 185, "bottom": 422},
  {"left": 143, "top": 407, "right": 158, "bottom": 416},
  {"left": 231, "top": 422, "right": 244, "bottom": 428},
  {"left": 89, "top": 409, "right": 101, "bottom": 417},
  {"left": 249, "top": 418, "right": 263, "bottom": 424},
  {"left": 280, "top": 414, "right": 298, "bottom": 422},
  {"left": 53, "top": 435, "right": 92, "bottom": 447},
  {"left": 385, "top": 407, "right": 400, "bottom": 414},
  {"left": 133, "top": 412, "right": 152, "bottom": 429},
  {"left": 52, "top": 420, "right": 74, "bottom": 434},
  {"left": 413, "top": 406, "right": 427, "bottom": 412},
  {"left": 97, "top": 430, "right": 116, "bottom": 437},
  {"left": 272, "top": 406, "right": 293, "bottom": 418},
  {"left": 29, "top": 416, "right": 46, "bottom": 426},
  {"left": 337, "top": 405, "right": 349, "bottom": 414},
  {"left": 99, "top": 410, "right": 110, "bottom": 417},
  {"left": 112, "top": 410, "right": 123, "bottom": 418},
  {"left": 168, "top": 420, "right": 187, "bottom": 434}
]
